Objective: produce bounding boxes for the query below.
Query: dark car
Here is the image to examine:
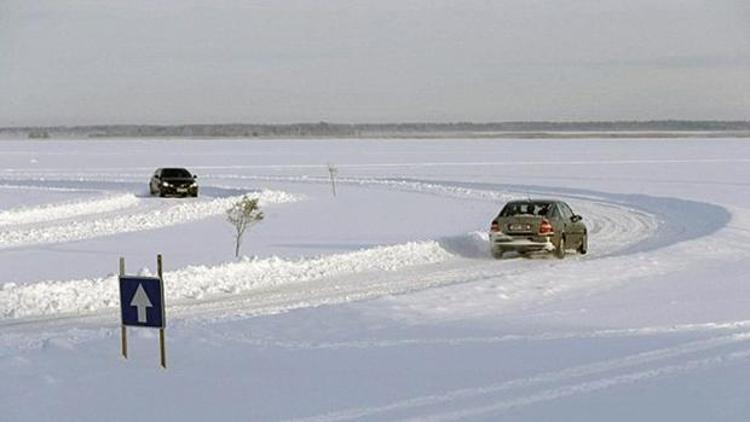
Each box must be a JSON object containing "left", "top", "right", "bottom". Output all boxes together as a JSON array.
[
  {"left": 489, "top": 199, "right": 587, "bottom": 259},
  {"left": 149, "top": 168, "right": 199, "bottom": 197}
]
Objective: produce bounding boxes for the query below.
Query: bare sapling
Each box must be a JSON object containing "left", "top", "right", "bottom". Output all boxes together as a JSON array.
[
  {"left": 327, "top": 163, "right": 338, "bottom": 197},
  {"left": 226, "top": 195, "right": 264, "bottom": 257}
]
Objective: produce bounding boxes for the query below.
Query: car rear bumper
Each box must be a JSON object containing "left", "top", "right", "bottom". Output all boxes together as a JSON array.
[
  {"left": 161, "top": 186, "right": 198, "bottom": 196},
  {"left": 489, "top": 233, "right": 555, "bottom": 252}
]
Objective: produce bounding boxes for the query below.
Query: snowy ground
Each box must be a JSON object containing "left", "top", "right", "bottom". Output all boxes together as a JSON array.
[{"left": 1, "top": 137, "right": 750, "bottom": 421}]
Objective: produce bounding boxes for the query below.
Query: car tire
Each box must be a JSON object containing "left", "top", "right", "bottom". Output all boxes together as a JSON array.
[
  {"left": 578, "top": 236, "right": 588, "bottom": 255},
  {"left": 159, "top": 190, "right": 165, "bottom": 198},
  {"left": 555, "top": 236, "right": 566, "bottom": 259},
  {"left": 492, "top": 250, "right": 505, "bottom": 259}
]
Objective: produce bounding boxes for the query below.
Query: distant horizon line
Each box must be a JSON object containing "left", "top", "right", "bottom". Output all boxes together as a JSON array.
[{"left": 2, "top": 119, "right": 750, "bottom": 131}]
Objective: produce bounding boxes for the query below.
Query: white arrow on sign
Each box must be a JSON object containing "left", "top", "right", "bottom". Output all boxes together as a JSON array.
[{"left": 130, "top": 283, "right": 153, "bottom": 323}]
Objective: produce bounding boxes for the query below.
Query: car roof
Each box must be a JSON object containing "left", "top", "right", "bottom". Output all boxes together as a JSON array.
[{"left": 505, "top": 199, "right": 564, "bottom": 205}]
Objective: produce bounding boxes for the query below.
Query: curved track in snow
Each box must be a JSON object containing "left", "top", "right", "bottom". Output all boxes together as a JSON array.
[
  {"left": 0, "top": 172, "right": 740, "bottom": 331},
  {"left": 0, "top": 188, "right": 297, "bottom": 250}
]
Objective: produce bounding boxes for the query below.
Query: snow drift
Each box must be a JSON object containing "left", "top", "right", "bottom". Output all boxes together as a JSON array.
[
  {"left": 0, "top": 190, "right": 298, "bottom": 250},
  {"left": 0, "top": 240, "right": 452, "bottom": 320}
]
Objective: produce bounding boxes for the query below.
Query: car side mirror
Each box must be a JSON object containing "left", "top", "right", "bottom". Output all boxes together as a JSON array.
[
  {"left": 193, "top": 175, "right": 198, "bottom": 179},
  {"left": 571, "top": 215, "right": 583, "bottom": 222}
]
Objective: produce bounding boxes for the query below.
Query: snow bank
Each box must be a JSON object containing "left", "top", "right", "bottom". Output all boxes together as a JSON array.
[
  {"left": 0, "top": 194, "right": 139, "bottom": 226},
  {"left": 0, "top": 240, "right": 452, "bottom": 320},
  {"left": 0, "top": 190, "right": 298, "bottom": 249}
]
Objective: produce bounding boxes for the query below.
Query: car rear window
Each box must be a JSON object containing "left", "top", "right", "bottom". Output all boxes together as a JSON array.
[
  {"left": 500, "top": 202, "right": 553, "bottom": 217},
  {"left": 162, "top": 168, "right": 192, "bottom": 178}
]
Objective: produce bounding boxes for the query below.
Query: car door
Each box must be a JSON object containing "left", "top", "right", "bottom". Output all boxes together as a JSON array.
[
  {"left": 560, "top": 202, "right": 585, "bottom": 247},
  {"left": 150, "top": 169, "right": 161, "bottom": 191},
  {"left": 548, "top": 204, "right": 565, "bottom": 239}
]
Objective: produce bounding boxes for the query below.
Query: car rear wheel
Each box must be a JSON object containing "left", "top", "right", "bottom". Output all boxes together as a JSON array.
[
  {"left": 555, "top": 237, "right": 566, "bottom": 259},
  {"left": 578, "top": 235, "right": 588, "bottom": 255},
  {"left": 492, "top": 249, "right": 505, "bottom": 259}
]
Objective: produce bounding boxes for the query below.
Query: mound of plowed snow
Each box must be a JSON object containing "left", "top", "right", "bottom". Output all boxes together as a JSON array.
[
  {"left": 0, "top": 190, "right": 298, "bottom": 249},
  {"left": 0, "top": 194, "right": 139, "bottom": 226},
  {"left": 0, "top": 240, "right": 452, "bottom": 320}
]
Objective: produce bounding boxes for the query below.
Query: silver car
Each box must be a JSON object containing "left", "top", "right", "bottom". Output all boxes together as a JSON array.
[{"left": 489, "top": 199, "right": 588, "bottom": 259}]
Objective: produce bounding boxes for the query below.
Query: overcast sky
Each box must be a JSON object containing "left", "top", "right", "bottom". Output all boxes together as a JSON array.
[{"left": 1, "top": 0, "right": 749, "bottom": 126}]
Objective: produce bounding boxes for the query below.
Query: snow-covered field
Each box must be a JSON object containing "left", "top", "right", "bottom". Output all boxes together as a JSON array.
[{"left": 2, "top": 137, "right": 750, "bottom": 421}]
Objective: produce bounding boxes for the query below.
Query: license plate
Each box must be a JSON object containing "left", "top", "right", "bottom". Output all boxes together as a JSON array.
[
  {"left": 509, "top": 224, "right": 530, "bottom": 232},
  {"left": 177, "top": 188, "right": 187, "bottom": 193}
]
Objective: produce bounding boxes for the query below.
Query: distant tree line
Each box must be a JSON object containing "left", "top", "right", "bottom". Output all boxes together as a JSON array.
[
  {"left": 27, "top": 129, "right": 50, "bottom": 139},
  {"left": 1, "top": 120, "right": 749, "bottom": 139}
]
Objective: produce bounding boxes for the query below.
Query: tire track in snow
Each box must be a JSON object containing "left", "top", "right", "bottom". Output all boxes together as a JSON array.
[
  {"left": 290, "top": 332, "right": 750, "bottom": 422},
  {"left": 0, "top": 183, "right": 96, "bottom": 193},
  {"left": 218, "top": 319, "right": 750, "bottom": 351},
  {"left": 414, "top": 349, "right": 750, "bottom": 422},
  {"left": 437, "top": 179, "right": 732, "bottom": 255},
  {"left": 569, "top": 199, "right": 657, "bottom": 256}
]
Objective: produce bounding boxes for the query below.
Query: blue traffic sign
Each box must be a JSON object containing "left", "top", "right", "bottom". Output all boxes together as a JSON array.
[{"left": 119, "top": 276, "right": 165, "bottom": 328}]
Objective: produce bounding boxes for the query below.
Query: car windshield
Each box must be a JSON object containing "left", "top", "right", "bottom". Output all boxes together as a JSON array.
[
  {"left": 162, "top": 168, "right": 192, "bottom": 178},
  {"left": 500, "top": 202, "right": 553, "bottom": 217}
]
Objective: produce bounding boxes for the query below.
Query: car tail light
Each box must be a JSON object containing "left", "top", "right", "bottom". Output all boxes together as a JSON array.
[
  {"left": 539, "top": 219, "right": 554, "bottom": 235},
  {"left": 490, "top": 221, "right": 500, "bottom": 232}
]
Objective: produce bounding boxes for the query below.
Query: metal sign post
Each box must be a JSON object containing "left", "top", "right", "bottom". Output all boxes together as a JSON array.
[
  {"left": 118, "top": 254, "right": 167, "bottom": 369},
  {"left": 157, "top": 254, "right": 166, "bottom": 369},
  {"left": 120, "top": 257, "right": 127, "bottom": 359}
]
